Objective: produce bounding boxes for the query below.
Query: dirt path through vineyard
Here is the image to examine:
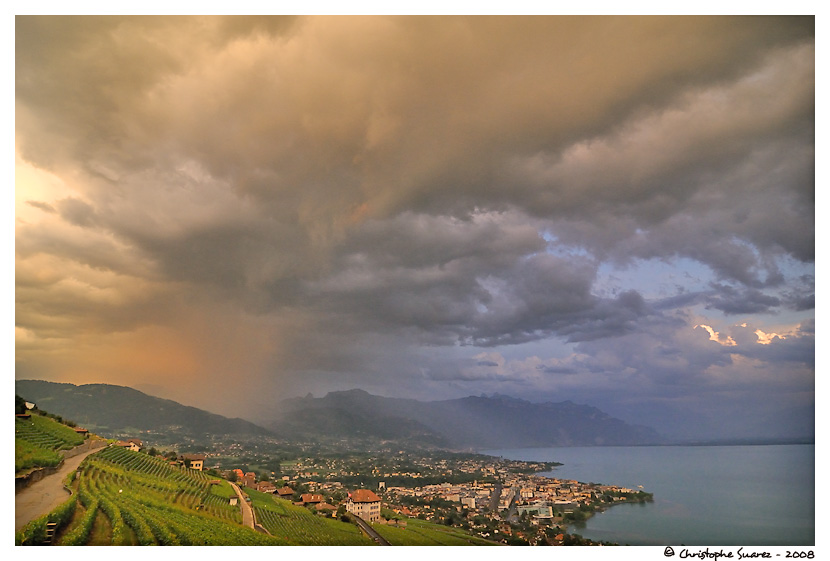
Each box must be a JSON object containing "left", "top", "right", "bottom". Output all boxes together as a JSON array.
[{"left": 15, "top": 443, "right": 106, "bottom": 532}]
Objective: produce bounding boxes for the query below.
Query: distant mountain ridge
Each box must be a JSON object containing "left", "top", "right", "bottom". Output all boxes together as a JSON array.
[
  {"left": 270, "top": 388, "right": 664, "bottom": 448},
  {"left": 16, "top": 380, "right": 663, "bottom": 448},
  {"left": 15, "top": 380, "right": 271, "bottom": 438}
]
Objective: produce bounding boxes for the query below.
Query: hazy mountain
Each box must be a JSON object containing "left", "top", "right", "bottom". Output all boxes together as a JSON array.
[
  {"left": 15, "top": 380, "right": 272, "bottom": 439},
  {"left": 16, "top": 380, "right": 663, "bottom": 448},
  {"left": 270, "top": 389, "right": 664, "bottom": 448}
]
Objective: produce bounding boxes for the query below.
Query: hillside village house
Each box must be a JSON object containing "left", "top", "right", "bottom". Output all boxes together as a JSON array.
[
  {"left": 276, "top": 486, "right": 294, "bottom": 499},
  {"left": 115, "top": 439, "right": 142, "bottom": 452},
  {"left": 315, "top": 502, "right": 337, "bottom": 516},
  {"left": 299, "top": 493, "right": 324, "bottom": 505},
  {"left": 179, "top": 454, "right": 205, "bottom": 471},
  {"left": 257, "top": 481, "right": 277, "bottom": 494},
  {"left": 242, "top": 472, "right": 257, "bottom": 488},
  {"left": 346, "top": 489, "right": 382, "bottom": 523}
]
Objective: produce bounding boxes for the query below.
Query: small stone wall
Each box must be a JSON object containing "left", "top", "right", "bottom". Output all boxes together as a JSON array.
[
  {"left": 16, "top": 464, "right": 63, "bottom": 493},
  {"left": 15, "top": 439, "right": 107, "bottom": 493}
]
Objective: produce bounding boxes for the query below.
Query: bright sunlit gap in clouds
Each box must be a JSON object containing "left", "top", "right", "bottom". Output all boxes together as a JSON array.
[{"left": 14, "top": 15, "right": 814, "bottom": 442}]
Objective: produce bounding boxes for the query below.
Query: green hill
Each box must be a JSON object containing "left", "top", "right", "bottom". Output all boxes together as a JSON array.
[{"left": 15, "top": 380, "right": 272, "bottom": 439}]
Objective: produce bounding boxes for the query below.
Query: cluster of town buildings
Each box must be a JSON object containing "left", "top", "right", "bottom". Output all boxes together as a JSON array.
[
  {"left": 386, "top": 473, "right": 640, "bottom": 523},
  {"left": 226, "top": 468, "right": 383, "bottom": 522},
  {"left": 114, "top": 440, "right": 642, "bottom": 535}
]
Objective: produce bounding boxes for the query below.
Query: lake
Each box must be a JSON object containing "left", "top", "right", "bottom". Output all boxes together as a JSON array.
[{"left": 483, "top": 444, "right": 814, "bottom": 546}]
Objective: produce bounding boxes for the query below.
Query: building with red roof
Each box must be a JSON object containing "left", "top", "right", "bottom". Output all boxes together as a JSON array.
[{"left": 346, "top": 489, "right": 382, "bottom": 522}]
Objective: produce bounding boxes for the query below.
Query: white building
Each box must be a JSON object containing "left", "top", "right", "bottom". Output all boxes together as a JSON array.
[
  {"left": 461, "top": 496, "right": 476, "bottom": 509},
  {"left": 346, "top": 489, "right": 382, "bottom": 523}
]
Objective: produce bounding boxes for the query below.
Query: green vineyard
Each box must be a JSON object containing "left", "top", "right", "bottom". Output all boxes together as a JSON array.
[
  {"left": 246, "top": 487, "right": 372, "bottom": 545},
  {"left": 19, "top": 445, "right": 278, "bottom": 545},
  {"left": 18, "top": 444, "right": 499, "bottom": 546},
  {"left": 370, "top": 518, "right": 499, "bottom": 546},
  {"left": 15, "top": 414, "right": 85, "bottom": 473},
  {"left": 15, "top": 414, "right": 84, "bottom": 450}
]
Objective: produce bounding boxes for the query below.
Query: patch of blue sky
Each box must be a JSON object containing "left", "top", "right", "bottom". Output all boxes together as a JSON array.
[
  {"left": 541, "top": 229, "right": 593, "bottom": 259},
  {"left": 775, "top": 254, "right": 815, "bottom": 281},
  {"left": 594, "top": 257, "right": 714, "bottom": 301}
]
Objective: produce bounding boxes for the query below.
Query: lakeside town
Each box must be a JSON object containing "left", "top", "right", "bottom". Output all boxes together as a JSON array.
[{"left": 140, "top": 439, "right": 653, "bottom": 546}]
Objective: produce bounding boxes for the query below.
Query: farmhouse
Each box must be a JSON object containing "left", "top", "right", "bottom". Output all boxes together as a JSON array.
[
  {"left": 299, "top": 493, "right": 324, "bottom": 505},
  {"left": 257, "top": 481, "right": 277, "bottom": 493},
  {"left": 241, "top": 472, "right": 257, "bottom": 488},
  {"left": 276, "top": 486, "right": 294, "bottom": 499},
  {"left": 315, "top": 502, "right": 337, "bottom": 515},
  {"left": 115, "top": 440, "right": 142, "bottom": 452},
  {"left": 179, "top": 454, "right": 206, "bottom": 471},
  {"left": 346, "top": 489, "right": 382, "bottom": 523}
]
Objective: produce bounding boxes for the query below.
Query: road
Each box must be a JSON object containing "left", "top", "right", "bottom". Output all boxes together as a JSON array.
[
  {"left": 228, "top": 481, "right": 256, "bottom": 529},
  {"left": 489, "top": 482, "right": 503, "bottom": 511},
  {"left": 15, "top": 442, "right": 106, "bottom": 532},
  {"left": 351, "top": 514, "right": 390, "bottom": 546}
]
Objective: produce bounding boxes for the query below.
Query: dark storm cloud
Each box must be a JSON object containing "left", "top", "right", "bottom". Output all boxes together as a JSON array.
[
  {"left": 305, "top": 211, "right": 658, "bottom": 347},
  {"left": 781, "top": 277, "right": 815, "bottom": 311},
  {"left": 56, "top": 197, "right": 99, "bottom": 228},
  {"left": 14, "top": 16, "right": 814, "bottom": 425},
  {"left": 704, "top": 284, "right": 782, "bottom": 315},
  {"left": 438, "top": 315, "right": 814, "bottom": 400}
]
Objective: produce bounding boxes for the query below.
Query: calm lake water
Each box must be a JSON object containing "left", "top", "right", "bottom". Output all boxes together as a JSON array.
[{"left": 483, "top": 444, "right": 814, "bottom": 546}]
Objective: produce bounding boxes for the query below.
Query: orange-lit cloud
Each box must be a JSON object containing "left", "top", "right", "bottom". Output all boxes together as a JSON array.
[{"left": 695, "top": 324, "right": 737, "bottom": 347}]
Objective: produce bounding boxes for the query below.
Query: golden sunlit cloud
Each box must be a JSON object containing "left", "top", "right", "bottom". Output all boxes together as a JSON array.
[
  {"left": 755, "top": 329, "right": 785, "bottom": 345},
  {"left": 695, "top": 324, "right": 737, "bottom": 347}
]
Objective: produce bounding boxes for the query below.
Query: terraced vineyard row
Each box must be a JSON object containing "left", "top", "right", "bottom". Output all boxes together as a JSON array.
[
  {"left": 15, "top": 414, "right": 85, "bottom": 451},
  {"left": 253, "top": 501, "right": 372, "bottom": 545},
  {"left": 371, "top": 519, "right": 499, "bottom": 546},
  {"left": 15, "top": 437, "right": 62, "bottom": 472},
  {"left": 15, "top": 414, "right": 86, "bottom": 474},
  {"left": 51, "top": 446, "right": 276, "bottom": 545}
]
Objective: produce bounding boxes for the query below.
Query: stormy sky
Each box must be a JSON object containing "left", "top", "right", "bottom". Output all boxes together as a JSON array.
[{"left": 14, "top": 16, "right": 815, "bottom": 440}]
